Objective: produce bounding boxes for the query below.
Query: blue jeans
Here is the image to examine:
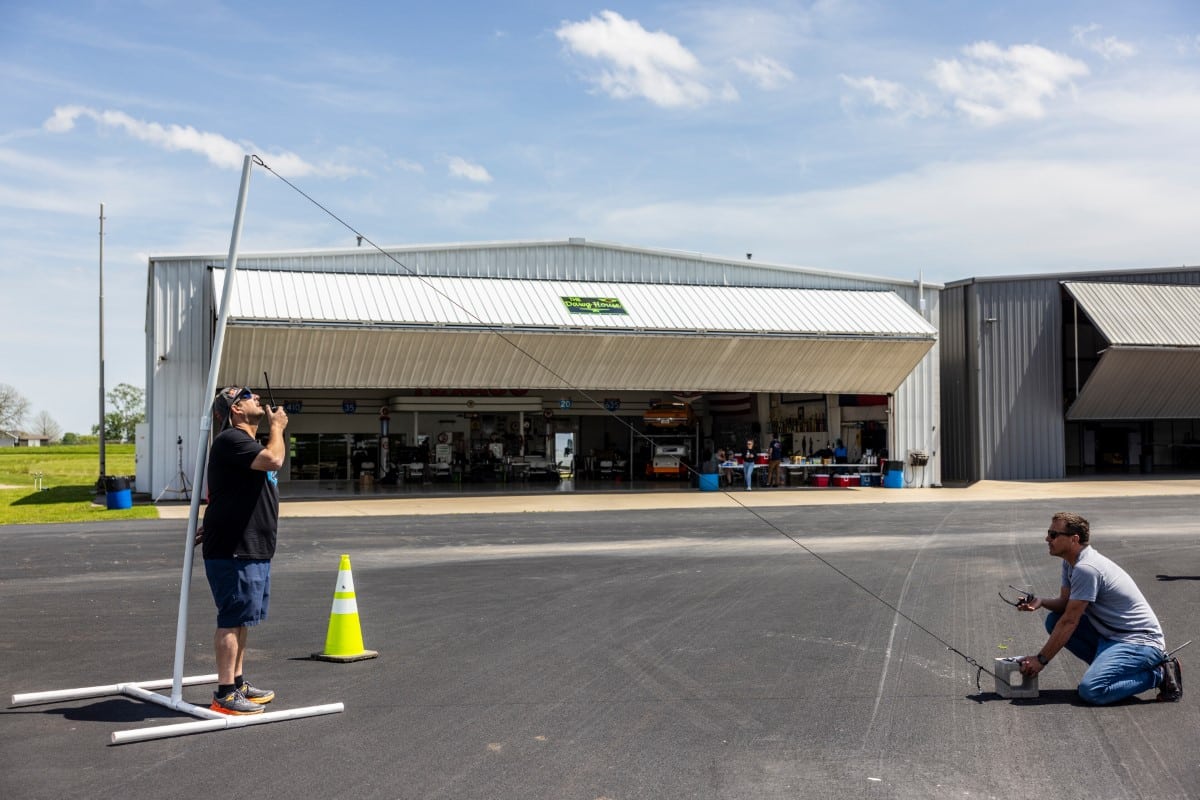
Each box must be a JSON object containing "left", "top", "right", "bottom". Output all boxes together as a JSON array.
[
  {"left": 1045, "top": 612, "right": 1165, "bottom": 704},
  {"left": 743, "top": 463, "right": 755, "bottom": 489}
]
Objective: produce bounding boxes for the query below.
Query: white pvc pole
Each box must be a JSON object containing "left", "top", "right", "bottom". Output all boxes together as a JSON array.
[
  {"left": 172, "top": 155, "right": 255, "bottom": 702},
  {"left": 112, "top": 703, "right": 345, "bottom": 745},
  {"left": 120, "top": 683, "right": 225, "bottom": 719},
  {"left": 11, "top": 674, "right": 217, "bottom": 708}
]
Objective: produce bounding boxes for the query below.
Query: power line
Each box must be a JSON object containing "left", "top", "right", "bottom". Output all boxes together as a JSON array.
[{"left": 251, "top": 154, "right": 1000, "bottom": 688}]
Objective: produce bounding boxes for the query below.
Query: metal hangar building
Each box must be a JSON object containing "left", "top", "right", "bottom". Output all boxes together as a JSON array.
[{"left": 141, "top": 238, "right": 941, "bottom": 498}]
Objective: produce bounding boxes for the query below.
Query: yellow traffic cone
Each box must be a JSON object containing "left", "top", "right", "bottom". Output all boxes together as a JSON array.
[{"left": 312, "top": 554, "right": 379, "bottom": 663}]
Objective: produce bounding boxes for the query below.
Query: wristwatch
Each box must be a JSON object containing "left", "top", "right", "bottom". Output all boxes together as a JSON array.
[{"left": 1035, "top": 653, "right": 1049, "bottom": 666}]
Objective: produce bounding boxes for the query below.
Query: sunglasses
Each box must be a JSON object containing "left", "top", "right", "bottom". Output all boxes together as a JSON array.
[
  {"left": 228, "top": 387, "right": 254, "bottom": 403},
  {"left": 1046, "top": 528, "right": 1073, "bottom": 539}
]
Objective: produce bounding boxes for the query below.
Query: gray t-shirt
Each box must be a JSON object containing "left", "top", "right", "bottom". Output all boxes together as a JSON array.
[{"left": 1061, "top": 546, "right": 1164, "bottom": 649}]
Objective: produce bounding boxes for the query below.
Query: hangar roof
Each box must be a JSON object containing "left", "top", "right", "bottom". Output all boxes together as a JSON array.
[{"left": 214, "top": 269, "right": 937, "bottom": 337}]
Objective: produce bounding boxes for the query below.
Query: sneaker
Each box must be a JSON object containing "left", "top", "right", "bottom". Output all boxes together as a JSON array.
[
  {"left": 1158, "top": 657, "right": 1183, "bottom": 702},
  {"left": 210, "top": 689, "right": 265, "bottom": 715},
  {"left": 238, "top": 681, "right": 275, "bottom": 705}
]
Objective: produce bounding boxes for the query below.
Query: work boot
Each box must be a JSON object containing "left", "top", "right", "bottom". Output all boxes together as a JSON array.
[{"left": 1158, "top": 657, "right": 1183, "bottom": 702}]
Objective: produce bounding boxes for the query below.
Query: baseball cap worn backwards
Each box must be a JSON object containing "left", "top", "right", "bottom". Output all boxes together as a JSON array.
[{"left": 212, "top": 386, "right": 252, "bottom": 430}]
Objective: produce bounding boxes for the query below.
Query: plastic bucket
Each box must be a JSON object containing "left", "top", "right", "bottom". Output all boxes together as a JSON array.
[
  {"left": 883, "top": 470, "right": 904, "bottom": 489},
  {"left": 698, "top": 473, "right": 719, "bottom": 492}
]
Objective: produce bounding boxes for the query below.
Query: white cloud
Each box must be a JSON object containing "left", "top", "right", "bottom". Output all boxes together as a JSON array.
[
  {"left": 394, "top": 158, "right": 425, "bottom": 173},
  {"left": 1072, "top": 23, "right": 1137, "bottom": 61},
  {"left": 1170, "top": 33, "right": 1200, "bottom": 56},
  {"left": 556, "top": 10, "right": 731, "bottom": 108},
  {"left": 733, "top": 55, "right": 795, "bottom": 90},
  {"left": 931, "top": 42, "right": 1089, "bottom": 125},
  {"left": 587, "top": 157, "right": 1200, "bottom": 279},
  {"left": 432, "top": 190, "right": 494, "bottom": 221},
  {"left": 42, "top": 105, "right": 360, "bottom": 177},
  {"left": 1078, "top": 84, "right": 1200, "bottom": 129},
  {"left": 841, "top": 75, "right": 935, "bottom": 118},
  {"left": 446, "top": 156, "right": 492, "bottom": 183}
]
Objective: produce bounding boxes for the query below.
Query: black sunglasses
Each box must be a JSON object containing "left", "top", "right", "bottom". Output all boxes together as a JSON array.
[
  {"left": 1046, "top": 528, "right": 1073, "bottom": 539},
  {"left": 228, "top": 387, "right": 254, "bottom": 402}
]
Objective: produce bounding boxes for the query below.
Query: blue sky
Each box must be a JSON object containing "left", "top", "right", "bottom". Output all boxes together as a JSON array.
[{"left": 3, "top": 1, "right": 1199, "bottom": 436}]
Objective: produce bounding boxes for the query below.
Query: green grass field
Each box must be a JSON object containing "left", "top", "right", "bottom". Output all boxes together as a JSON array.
[{"left": 0, "top": 444, "right": 158, "bottom": 525}]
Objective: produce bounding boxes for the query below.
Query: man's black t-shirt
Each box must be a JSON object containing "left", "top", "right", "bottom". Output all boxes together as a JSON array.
[{"left": 202, "top": 428, "right": 279, "bottom": 560}]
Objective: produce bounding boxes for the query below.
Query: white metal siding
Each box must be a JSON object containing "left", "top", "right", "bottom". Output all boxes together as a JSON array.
[
  {"left": 145, "top": 260, "right": 215, "bottom": 499},
  {"left": 200, "top": 239, "right": 928, "bottom": 291}
]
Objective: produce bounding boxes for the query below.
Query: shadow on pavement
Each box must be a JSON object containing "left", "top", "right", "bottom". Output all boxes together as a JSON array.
[
  {"left": 7, "top": 698, "right": 193, "bottom": 724},
  {"left": 966, "top": 689, "right": 1085, "bottom": 706}
]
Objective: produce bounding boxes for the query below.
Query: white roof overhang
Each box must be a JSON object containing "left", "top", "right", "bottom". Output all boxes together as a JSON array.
[
  {"left": 212, "top": 270, "right": 937, "bottom": 394},
  {"left": 1064, "top": 282, "right": 1200, "bottom": 420}
]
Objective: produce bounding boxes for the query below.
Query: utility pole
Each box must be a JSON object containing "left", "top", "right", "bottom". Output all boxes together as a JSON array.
[{"left": 98, "top": 203, "right": 106, "bottom": 484}]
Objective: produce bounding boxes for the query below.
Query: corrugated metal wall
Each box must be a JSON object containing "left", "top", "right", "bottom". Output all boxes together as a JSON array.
[
  {"left": 976, "top": 278, "right": 1064, "bottom": 480},
  {"left": 144, "top": 259, "right": 214, "bottom": 497},
  {"left": 145, "top": 242, "right": 940, "bottom": 497},
  {"left": 937, "top": 285, "right": 975, "bottom": 482},
  {"left": 889, "top": 284, "right": 941, "bottom": 487},
  {"left": 217, "top": 240, "right": 921, "bottom": 290}
]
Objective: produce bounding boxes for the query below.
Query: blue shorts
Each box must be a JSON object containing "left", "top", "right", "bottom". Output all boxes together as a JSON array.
[{"left": 204, "top": 559, "right": 271, "bottom": 628}]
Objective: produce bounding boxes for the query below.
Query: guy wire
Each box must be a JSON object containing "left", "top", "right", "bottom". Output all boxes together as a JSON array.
[{"left": 251, "top": 154, "right": 1000, "bottom": 688}]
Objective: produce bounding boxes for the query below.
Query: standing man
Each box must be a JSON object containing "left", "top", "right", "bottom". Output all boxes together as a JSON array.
[
  {"left": 767, "top": 434, "right": 784, "bottom": 487},
  {"left": 200, "top": 386, "right": 288, "bottom": 715},
  {"left": 741, "top": 438, "right": 757, "bottom": 491},
  {"left": 1016, "top": 512, "right": 1182, "bottom": 705}
]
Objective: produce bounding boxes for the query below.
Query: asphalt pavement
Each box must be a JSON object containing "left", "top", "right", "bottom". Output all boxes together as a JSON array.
[{"left": 3, "top": 490, "right": 1198, "bottom": 799}]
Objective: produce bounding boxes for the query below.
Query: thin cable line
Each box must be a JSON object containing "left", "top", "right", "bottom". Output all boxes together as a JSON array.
[{"left": 251, "top": 155, "right": 999, "bottom": 687}]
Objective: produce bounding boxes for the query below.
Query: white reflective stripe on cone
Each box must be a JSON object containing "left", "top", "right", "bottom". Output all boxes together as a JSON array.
[{"left": 330, "top": 598, "right": 359, "bottom": 614}]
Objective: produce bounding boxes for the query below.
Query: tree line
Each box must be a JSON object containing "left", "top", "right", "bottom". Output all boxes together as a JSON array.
[{"left": 0, "top": 382, "right": 145, "bottom": 443}]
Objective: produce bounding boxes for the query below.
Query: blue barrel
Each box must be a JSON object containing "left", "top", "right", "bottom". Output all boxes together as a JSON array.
[
  {"left": 883, "top": 463, "right": 904, "bottom": 489},
  {"left": 104, "top": 476, "right": 133, "bottom": 509},
  {"left": 698, "top": 473, "right": 719, "bottom": 492}
]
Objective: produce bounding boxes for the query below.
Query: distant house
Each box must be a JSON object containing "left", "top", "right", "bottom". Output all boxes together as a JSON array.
[{"left": 0, "top": 431, "right": 49, "bottom": 448}]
